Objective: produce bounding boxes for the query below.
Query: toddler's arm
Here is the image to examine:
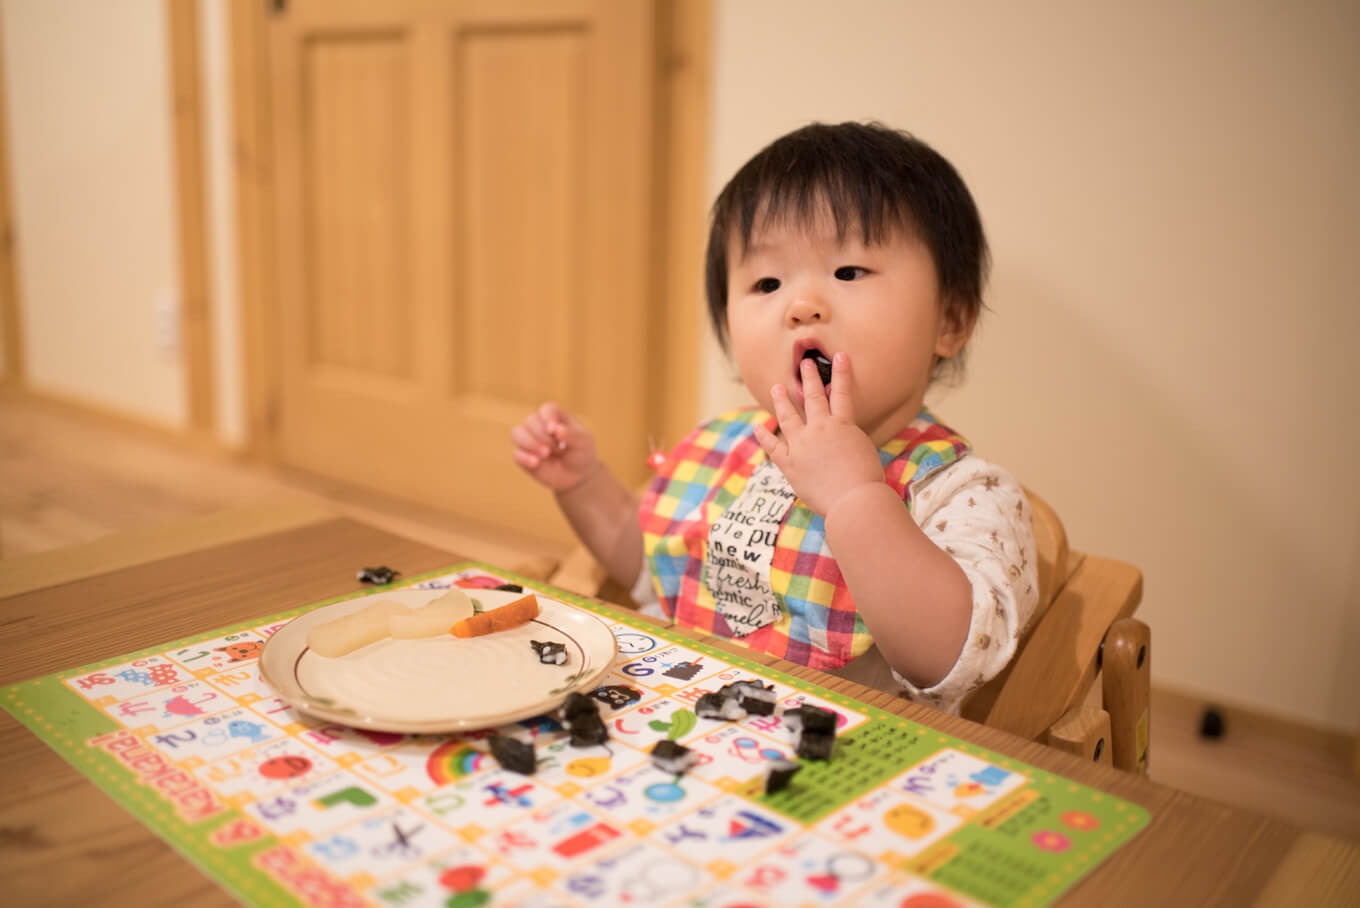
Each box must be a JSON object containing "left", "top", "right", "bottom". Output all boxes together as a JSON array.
[
  {"left": 824, "top": 482, "right": 975, "bottom": 687},
  {"left": 511, "top": 403, "right": 643, "bottom": 590},
  {"left": 824, "top": 457, "right": 1040, "bottom": 700},
  {"left": 889, "top": 460, "right": 1039, "bottom": 709}
]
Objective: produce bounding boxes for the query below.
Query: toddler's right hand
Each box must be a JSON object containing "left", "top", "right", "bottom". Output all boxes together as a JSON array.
[{"left": 510, "top": 403, "right": 600, "bottom": 491}]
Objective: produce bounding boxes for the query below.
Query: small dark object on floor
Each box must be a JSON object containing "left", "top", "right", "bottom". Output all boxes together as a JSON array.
[
  {"left": 493, "top": 583, "right": 524, "bottom": 593},
  {"left": 488, "top": 734, "right": 536, "bottom": 774},
  {"left": 650, "top": 739, "right": 699, "bottom": 775},
  {"left": 530, "top": 640, "right": 568, "bottom": 665},
  {"left": 795, "top": 729, "right": 835, "bottom": 761},
  {"left": 567, "top": 711, "right": 609, "bottom": 747},
  {"left": 764, "top": 758, "right": 802, "bottom": 794},
  {"left": 1200, "top": 707, "right": 1226, "bottom": 739},
  {"left": 356, "top": 566, "right": 398, "bottom": 585},
  {"left": 561, "top": 692, "right": 600, "bottom": 722}
]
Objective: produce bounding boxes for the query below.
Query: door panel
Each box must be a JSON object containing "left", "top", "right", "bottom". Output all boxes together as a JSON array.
[
  {"left": 270, "top": 0, "right": 655, "bottom": 546},
  {"left": 305, "top": 34, "right": 412, "bottom": 381},
  {"left": 455, "top": 25, "right": 582, "bottom": 408}
]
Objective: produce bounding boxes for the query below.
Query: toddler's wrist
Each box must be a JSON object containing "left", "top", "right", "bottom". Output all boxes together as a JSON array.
[
  {"left": 553, "top": 460, "right": 606, "bottom": 497},
  {"left": 824, "top": 480, "right": 898, "bottom": 529}
]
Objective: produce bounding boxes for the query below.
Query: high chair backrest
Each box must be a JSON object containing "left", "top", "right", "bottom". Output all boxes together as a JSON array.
[
  {"left": 1021, "top": 486, "right": 1071, "bottom": 624},
  {"left": 960, "top": 487, "right": 1147, "bottom": 772}
]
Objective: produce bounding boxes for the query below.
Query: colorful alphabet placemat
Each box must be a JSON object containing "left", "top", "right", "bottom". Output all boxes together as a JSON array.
[{"left": 3, "top": 564, "right": 1148, "bottom": 907}]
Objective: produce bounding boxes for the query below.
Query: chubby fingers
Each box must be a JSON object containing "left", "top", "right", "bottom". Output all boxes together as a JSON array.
[
  {"left": 511, "top": 422, "right": 554, "bottom": 469},
  {"left": 828, "top": 352, "right": 855, "bottom": 421},
  {"left": 799, "top": 358, "right": 831, "bottom": 420},
  {"left": 511, "top": 446, "right": 542, "bottom": 471},
  {"left": 537, "top": 401, "right": 572, "bottom": 450},
  {"left": 768, "top": 383, "right": 804, "bottom": 437},
  {"left": 752, "top": 423, "right": 787, "bottom": 466}
]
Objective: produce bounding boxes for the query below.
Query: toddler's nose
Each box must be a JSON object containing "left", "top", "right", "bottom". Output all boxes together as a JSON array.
[{"left": 784, "top": 290, "right": 827, "bottom": 326}]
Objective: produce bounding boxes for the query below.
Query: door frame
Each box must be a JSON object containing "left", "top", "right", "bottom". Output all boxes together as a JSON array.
[
  {"left": 227, "top": 0, "right": 709, "bottom": 466},
  {"left": 0, "top": 11, "right": 22, "bottom": 390},
  {"left": 166, "top": 0, "right": 216, "bottom": 437}
]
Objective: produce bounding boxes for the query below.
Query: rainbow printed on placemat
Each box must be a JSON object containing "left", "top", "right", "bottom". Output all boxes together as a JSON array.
[{"left": 426, "top": 740, "right": 492, "bottom": 784}]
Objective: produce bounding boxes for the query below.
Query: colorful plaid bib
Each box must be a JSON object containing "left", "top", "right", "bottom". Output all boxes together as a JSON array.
[{"left": 638, "top": 408, "right": 971, "bottom": 670}]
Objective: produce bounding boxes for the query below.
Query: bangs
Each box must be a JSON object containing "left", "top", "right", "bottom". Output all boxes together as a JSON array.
[{"left": 728, "top": 156, "right": 915, "bottom": 256}]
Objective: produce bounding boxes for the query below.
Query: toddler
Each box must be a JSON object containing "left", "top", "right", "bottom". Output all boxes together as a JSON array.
[{"left": 511, "top": 122, "right": 1037, "bottom": 713}]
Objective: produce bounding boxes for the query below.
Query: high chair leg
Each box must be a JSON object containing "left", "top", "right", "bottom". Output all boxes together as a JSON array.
[
  {"left": 1046, "top": 705, "right": 1114, "bottom": 767},
  {"left": 1102, "top": 618, "right": 1151, "bottom": 774}
]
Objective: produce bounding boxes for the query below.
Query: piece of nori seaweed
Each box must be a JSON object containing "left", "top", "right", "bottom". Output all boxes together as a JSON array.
[
  {"left": 561, "top": 692, "right": 599, "bottom": 721},
  {"left": 649, "top": 739, "right": 698, "bottom": 774},
  {"left": 356, "top": 566, "right": 398, "bottom": 584},
  {"left": 530, "top": 640, "right": 568, "bottom": 665},
  {"left": 764, "top": 758, "right": 802, "bottom": 793},
  {"left": 694, "top": 692, "right": 737, "bottom": 720},
  {"left": 567, "top": 712, "right": 609, "bottom": 747},
  {"left": 737, "top": 687, "right": 777, "bottom": 716},
  {"left": 786, "top": 704, "right": 837, "bottom": 734},
  {"left": 488, "top": 734, "right": 536, "bottom": 774},
  {"left": 795, "top": 728, "right": 835, "bottom": 761}
]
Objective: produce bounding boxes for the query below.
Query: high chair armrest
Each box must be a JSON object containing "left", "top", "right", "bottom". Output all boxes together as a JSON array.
[
  {"left": 1046, "top": 705, "right": 1114, "bottom": 766},
  {"left": 972, "top": 554, "right": 1143, "bottom": 741}
]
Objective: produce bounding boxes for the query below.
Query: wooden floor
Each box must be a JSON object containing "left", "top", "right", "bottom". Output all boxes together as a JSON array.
[{"left": 3, "top": 393, "right": 1357, "bottom": 844}]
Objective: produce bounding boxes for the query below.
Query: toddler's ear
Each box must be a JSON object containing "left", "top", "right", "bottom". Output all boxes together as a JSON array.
[{"left": 933, "top": 301, "right": 976, "bottom": 359}]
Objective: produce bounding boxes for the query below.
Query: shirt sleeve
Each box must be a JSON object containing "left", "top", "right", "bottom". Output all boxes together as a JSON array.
[{"left": 890, "top": 455, "right": 1040, "bottom": 714}]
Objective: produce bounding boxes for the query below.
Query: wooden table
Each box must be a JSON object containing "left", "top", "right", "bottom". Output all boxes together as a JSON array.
[{"left": 1, "top": 500, "right": 1356, "bottom": 907}]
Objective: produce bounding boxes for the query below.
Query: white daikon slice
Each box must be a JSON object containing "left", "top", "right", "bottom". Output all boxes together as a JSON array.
[
  {"left": 307, "top": 599, "right": 413, "bottom": 657},
  {"left": 388, "top": 588, "right": 476, "bottom": 638}
]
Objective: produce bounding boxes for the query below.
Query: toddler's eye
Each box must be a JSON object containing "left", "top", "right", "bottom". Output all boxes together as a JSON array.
[
  {"left": 754, "top": 277, "right": 781, "bottom": 293},
  {"left": 834, "top": 266, "right": 868, "bottom": 281}
]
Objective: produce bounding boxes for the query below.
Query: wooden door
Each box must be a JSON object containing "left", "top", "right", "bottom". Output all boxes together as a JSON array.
[{"left": 268, "top": 0, "right": 656, "bottom": 546}]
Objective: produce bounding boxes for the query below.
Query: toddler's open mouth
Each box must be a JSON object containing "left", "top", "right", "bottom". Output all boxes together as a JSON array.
[
  {"left": 797, "top": 348, "right": 834, "bottom": 395},
  {"left": 794, "top": 347, "right": 832, "bottom": 405}
]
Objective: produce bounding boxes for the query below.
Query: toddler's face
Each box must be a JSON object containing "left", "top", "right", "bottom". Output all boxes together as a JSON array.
[{"left": 725, "top": 204, "right": 968, "bottom": 446}]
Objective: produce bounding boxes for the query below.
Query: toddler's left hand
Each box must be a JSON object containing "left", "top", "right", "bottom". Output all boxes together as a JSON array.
[{"left": 753, "top": 353, "right": 885, "bottom": 516}]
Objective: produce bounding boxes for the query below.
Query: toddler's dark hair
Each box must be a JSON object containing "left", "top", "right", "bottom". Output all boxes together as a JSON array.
[{"left": 704, "top": 122, "right": 989, "bottom": 377}]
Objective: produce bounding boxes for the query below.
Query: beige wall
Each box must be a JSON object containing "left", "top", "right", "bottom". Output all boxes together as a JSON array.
[
  {"left": 1, "top": 0, "right": 185, "bottom": 426},
  {"left": 704, "top": 0, "right": 1360, "bottom": 730}
]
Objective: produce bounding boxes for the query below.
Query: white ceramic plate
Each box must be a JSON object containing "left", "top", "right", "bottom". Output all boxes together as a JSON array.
[{"left": 260, "top": 588, "right": 616, "bottom": 733}]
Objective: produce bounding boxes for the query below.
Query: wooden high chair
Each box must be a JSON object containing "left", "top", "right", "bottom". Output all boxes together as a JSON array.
[
  {"left": 959, "top": 489, "right": 1149, "bottom": 774},
  {"left": 534, "top": 487, "right": 1150, "bottom": 774}
]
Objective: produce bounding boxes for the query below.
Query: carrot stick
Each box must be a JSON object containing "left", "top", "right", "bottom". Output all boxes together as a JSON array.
[{"left": 450, "top": 593, "right": 540, "bottom": 638}]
